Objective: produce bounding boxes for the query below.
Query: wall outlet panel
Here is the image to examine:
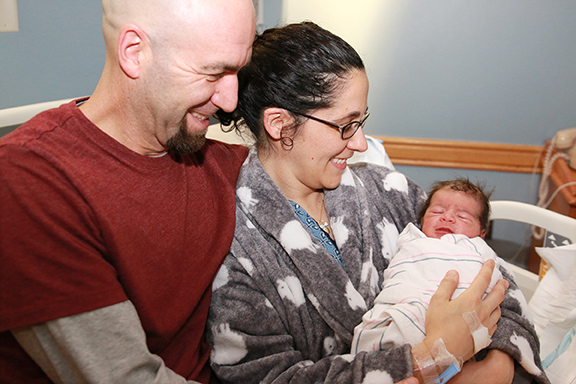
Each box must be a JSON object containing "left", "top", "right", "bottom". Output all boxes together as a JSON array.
[{"left": 0, "top": 0, "right": 19, "bottom": 32}]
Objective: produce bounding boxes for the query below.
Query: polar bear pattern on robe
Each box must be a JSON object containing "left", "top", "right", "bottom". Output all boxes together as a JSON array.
[{"left": 206, "top": 148, "right": 548, "bottom": 384}]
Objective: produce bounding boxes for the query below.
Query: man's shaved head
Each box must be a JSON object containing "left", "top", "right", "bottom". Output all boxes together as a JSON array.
[
  {"left": 101, "top": 0, "right": 254, "bottom": 58},
  {"left": 102, "top": 0, "right": 190, "bottom": 52},
  {"left": 89, "top": 0, "right": 255, "bottom": 156}
]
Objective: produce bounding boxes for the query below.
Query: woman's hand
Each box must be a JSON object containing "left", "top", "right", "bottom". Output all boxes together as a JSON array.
[
  {"left": 450, "top": 350, "right": 514, "bottom": 384},
  {"left": 422, "top": 259, "right": 509, "bottom": 361}
]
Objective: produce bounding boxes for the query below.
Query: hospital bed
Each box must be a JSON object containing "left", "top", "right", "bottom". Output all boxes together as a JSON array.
[
  {"left": 0, "top": 98, "right": 78, "bottom": 132},
  {"left": 2, "top": 98, "right": 575, "bottom": 383},
  {"left": 490, "top": 200, "right": 576, "bottom": 298}
]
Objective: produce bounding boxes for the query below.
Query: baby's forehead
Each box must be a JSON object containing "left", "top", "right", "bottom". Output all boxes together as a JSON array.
[{"left": 430, "top": 188, "right": 482, "bottom": 211}]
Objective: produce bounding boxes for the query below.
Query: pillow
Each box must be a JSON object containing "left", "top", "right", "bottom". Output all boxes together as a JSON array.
[
  {"left": 349, "top": 136, "right": 395, "bottom": 169},
  {"left": 529, "top": 244, "right": 576, "bottom": 384},
  {"left": 529, "top": 245, "right": 576, "bottom": 332}
]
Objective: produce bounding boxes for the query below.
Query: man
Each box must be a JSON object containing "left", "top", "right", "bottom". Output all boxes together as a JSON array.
[{"left": 0, "top": 0, "right": 255, "bottom": 382}]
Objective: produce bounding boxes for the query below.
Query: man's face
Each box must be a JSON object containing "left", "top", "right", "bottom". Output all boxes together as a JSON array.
[{"left": 142, "top": 0, "right": 255, "bottom": 154}]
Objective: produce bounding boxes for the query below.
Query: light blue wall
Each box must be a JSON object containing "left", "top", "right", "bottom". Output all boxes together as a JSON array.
[
  {"left": 282, "top": 1, "right": 576, "bottom": 147},
  {"left": 0, "top": 1, "right": 284, "bottom": 110},
  {"left": 0, "top": 2, "right": 104, "bottom": 109},
  {"left": 362, "top": 2, "right": 576, "bottom": 247},
  {"left": 4, "top": 1, "right": 575, "bottom": 142},
  {"left": 360, "top": 1, "right": 576, "bottom": 146},
  {"left": 1, "top": 1, "right": 573, "bottom": 250},
  {"left": 382, "top": 1, "right": 576, "bottom": 250},
  {"left": 280, "top": 1, "right": 576, "bottom": 251},
  {"left": 262, "top": 0, "right": 283, "bottom": 30}
]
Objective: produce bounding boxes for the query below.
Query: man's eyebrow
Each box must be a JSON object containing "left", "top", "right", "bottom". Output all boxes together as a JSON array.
[{"left": 201, "top": 62, "right": 242, "bottom": 74}]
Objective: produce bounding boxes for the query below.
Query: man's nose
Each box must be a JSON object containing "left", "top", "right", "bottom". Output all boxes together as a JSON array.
[{"left": 212, "top": 74, "right": 239, "bottom": 113}]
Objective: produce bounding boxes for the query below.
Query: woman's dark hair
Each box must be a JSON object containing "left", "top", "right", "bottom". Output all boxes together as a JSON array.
[
  {"left": 418, "top": 178, "right": 494, "bottom": 231},
  {"left": 216, "top": 21, "right": 365, "bottom": 149}
]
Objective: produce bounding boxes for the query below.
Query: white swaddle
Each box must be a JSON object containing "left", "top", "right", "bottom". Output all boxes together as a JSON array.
[{"left": 352, "top": 223, "right": 502, "bottom": 350}]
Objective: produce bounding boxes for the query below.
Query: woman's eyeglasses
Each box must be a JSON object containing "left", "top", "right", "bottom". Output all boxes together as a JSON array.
[{"left": 288, "top": 109, "right": 370, "bottom": 140}]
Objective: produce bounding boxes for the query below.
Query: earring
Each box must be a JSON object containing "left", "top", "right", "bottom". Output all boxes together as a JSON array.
[{"left": 280, "top": 133, "right": 294, "bottom": 148}]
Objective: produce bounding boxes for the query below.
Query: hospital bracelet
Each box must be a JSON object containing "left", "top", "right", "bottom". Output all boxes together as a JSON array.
[{"left": 413, "top": 338, "right": 463, "bottom": 384}]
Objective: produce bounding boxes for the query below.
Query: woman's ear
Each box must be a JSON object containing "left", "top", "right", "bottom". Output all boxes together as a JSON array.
[
  {"left": 117, "top": 24, "right": 149, "bottom": 79},
  {"left": 262, "top": 108, "right": 295, "bottom": 141}
]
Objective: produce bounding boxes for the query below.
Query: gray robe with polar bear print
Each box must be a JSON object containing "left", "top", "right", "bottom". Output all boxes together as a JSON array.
[{"left": 206, "top": 148, "right": 548, "bottom": 384}]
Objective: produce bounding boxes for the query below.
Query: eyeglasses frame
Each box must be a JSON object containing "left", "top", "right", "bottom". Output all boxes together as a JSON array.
[{"left": 287, "top": 109, "right": 370, "bottom": 140}]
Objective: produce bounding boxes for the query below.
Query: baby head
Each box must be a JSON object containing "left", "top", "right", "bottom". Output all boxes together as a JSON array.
[{"left": 419, "top": 178, "right": 492, "bottom": 239}]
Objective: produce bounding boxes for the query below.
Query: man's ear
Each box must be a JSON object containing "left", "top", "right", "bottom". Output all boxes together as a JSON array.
[
  {"left": 117, "top": 24, "right": 148, "bottom": 79},
  {"left": 262, "top": 108, "right": 294, "bottom": 141}
]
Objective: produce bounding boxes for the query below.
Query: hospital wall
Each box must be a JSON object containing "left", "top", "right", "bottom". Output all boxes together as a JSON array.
[
  {"left": 0, "top": 1, "right": 284, "bottom": 111},
  {"left": 280, "top": 0, "right": 576, "bottom": 250},
  {"left": 2, "top": 1, "right": 576, "bottom": 250},
  {"left": 0, "top": 2, "right": 103, "bottom": 109}
]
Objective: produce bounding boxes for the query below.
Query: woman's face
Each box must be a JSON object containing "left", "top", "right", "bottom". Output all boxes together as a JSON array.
[{"left": 278, "top": 69, "right": 369, "bottom": 194}]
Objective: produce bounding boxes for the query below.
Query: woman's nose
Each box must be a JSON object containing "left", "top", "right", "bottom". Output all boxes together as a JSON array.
[{"left": 347, "top": 129, "right": 368, "bottom": 153}]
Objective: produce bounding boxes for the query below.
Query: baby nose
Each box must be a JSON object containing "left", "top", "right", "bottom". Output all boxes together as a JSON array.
[{"left": 440, "top": 212, "right": 456, "bottom": 222}]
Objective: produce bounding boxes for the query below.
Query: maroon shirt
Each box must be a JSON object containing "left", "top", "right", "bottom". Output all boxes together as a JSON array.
[{"left": 0, "top": 100, "right": 248, "bottom": 383}]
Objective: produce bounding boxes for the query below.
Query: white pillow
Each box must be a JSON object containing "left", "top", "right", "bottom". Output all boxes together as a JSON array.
[
  {"left": 348, "top": 136, "right": 395, "bottom": 169},
  {"left": 530, "top": 244, "right": 576, "bottom": 330},
  {"left": 529, "top": 244, "right": 576, "bottom": 384}
]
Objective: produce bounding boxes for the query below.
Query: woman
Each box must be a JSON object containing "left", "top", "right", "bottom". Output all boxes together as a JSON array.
[{"left": 207, "top": 22, "right": 518, "bottom": 384}]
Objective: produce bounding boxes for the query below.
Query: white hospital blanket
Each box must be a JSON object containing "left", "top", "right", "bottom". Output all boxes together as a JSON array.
[{"left": 352, "top": 223, "right": 502, "bottom": 351}]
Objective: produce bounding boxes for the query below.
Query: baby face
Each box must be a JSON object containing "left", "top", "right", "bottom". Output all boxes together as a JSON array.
[{"left": 421, "top": 187, "right": 486, "bottom": 239}]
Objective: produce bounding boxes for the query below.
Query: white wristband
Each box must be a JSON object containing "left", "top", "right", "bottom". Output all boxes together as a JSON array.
[{"left": 462, "top": 310, "right": 491, "bottom": 353}]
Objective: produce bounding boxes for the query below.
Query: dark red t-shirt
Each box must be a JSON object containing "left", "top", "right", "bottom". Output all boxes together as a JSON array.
[{"left": 0, "top": 100, "right": 248, "bottom": 383}]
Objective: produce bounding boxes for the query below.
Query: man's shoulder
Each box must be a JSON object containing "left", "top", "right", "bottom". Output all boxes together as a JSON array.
[
  {"left": 0, "top": 101, "right": 80, "bottom": 148},
  {"left": 202, "top": 139, "right": 249, "bottom": 165}
]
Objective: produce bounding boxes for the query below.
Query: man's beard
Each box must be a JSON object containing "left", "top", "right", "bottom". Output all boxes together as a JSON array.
[{"left": 166, "top": 119, "right": 207, "bottom": 154}]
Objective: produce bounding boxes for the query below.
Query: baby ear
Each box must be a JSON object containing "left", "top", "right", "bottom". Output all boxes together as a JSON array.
[{"left": 262, "top": 108, "right": 295, "bottom": 141}]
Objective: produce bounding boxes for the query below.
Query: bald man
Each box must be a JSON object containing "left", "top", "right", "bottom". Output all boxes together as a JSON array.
[{"left": 0, "top": 0, "right": 255, "bottom": 383}]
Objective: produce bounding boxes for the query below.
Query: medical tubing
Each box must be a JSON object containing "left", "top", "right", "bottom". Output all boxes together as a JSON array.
[
  {"left": 535, "top": 144, "right": 570, "bottom": 240},
  {"left": 413, "top": 338, "right": 463, "bottom": 384}
]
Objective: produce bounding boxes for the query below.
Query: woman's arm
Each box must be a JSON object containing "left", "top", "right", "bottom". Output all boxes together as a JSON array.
[
  {"left": 450, "top": 350, "right": 514, "bottom": 384},
  {"left": 430, "top": 261, "right": 548, "bottom": 384},
  {"left": 422, "top": 260, "right": 508, "bottom": 361},
  {"left": 411, "top": 260, "right": 510, "bottom": 383},
  {"left": 208, "top": 258, "right": 509, "bottom": 384},
  {"left": 207, "top": 254, "right": 416, "bottom": 384},
  {"left": 476, "top": 263, "right": 549, "bottom": 383}
]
